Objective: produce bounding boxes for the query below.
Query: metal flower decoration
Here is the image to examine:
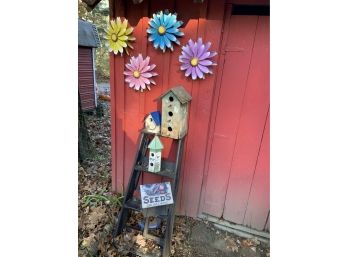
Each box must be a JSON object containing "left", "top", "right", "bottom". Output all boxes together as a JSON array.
[
  {"left": 179, "top": 38, "right": 217, "bottom": 80},
  {"left": 124, "top": 54, "right": 158, "bottom": 92},
  {"left": 105, "top": 17, "right": 135, "bottom": 55},
  {"left": 147, "top": 11, "right": 184, "bottom": 52}
]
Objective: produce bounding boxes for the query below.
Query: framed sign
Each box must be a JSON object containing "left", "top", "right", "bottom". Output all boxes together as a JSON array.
[{"left": 140, "top": 182, "right": 174, "bottom": 209}]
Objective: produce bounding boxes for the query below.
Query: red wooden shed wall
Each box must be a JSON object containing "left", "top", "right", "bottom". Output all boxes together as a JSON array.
[
  {"left": 110, "top": 0, "right": 269, "bottom": 231},
  {"left": 78, "top": 47, "right": 96, "bottom": 111}
]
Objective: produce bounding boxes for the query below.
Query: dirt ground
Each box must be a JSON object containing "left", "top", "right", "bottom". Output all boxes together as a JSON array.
[{"left": 78, "top": 99, "right": 270, "bottom": 257}]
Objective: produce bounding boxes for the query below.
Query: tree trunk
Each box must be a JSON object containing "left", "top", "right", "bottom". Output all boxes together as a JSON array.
[{"left": 78, "top": 92, "right": 93, "bottom": 162}]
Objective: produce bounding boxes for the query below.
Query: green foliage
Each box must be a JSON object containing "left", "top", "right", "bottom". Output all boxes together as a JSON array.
[
  {"left": 82, "top": 193, "right": 124, "bottom": 207},
  {"left": 78, "top": 0, "right": 110, "bottom": 82}
]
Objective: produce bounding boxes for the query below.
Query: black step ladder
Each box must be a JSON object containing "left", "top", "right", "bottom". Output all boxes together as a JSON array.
[{"left": 112, "top": 131, "right": 185, "bottom": 257}]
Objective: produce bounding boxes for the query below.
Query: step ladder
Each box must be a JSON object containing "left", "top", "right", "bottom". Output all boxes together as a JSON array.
[{"left": 112, "top": 131, "right": 185, "bottom": 257}]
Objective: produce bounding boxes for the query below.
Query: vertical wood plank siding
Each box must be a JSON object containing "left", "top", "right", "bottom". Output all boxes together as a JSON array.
[
  {"left": 78, "top": 47, "right": 96, "bottom": 111},
  {"left": 110, "top": 0, "right": 270, "bottom": 232}
]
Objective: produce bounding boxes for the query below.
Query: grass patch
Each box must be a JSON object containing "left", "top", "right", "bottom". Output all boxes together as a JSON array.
[{"left": 82, "top": 193, "right": 124, "bottom": 207}]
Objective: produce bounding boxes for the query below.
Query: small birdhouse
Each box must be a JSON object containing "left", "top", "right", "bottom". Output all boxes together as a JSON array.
[
  {"left": 147, "top": 136, "right": 164, "bottom": 173},
  {"left": 159, "top": 86, "right": 192, "bottom": 139},
  {"left": 144, "top": 111, "right": 161, "bottom": 134}
]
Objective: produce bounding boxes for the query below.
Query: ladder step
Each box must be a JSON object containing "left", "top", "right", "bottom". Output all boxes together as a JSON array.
[
  {"left": 125, "top": 198, "right": 171, "bottom": 218},
  {"left": 135, "top": 157, "right": 176, "bottom": 179},
  {"left": 126, "top": 226, "right": 164, "bottom": 246},
  {"left": 124, "top": 198, "right": 142, "bottom": 212}
]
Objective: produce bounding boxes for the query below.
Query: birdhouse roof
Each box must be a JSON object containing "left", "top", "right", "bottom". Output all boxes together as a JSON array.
[
  {"left": 150, "top": 111, "right": 161, "bottom": 126},
  {"left": 148, "top": 136, "right": 164, "bottom": 150},
  {"left": 158, "top": 86, "right": 192, "bottom": 104}
]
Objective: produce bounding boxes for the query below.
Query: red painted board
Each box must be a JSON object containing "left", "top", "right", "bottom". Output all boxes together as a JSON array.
[
  {"left": 198, "top": 4, "right": 232, "bottom": 216},
  {"left": 243, "top": 108, "right": 269, "bottom": 230},
  {"left": 110, "top": 51, "right": 117, "bottom": 191},
  {"left": 180, "top": 0, "right": 225, "bottom": 217},
  {"left": 122, "top": 9, "right": 147, "bottom": 188},
  {"left": 223, "top": 16, "right": 270, "bottom": 224},
  {"left": 164, "top": 0, "right": 201, "bottom": 215},
  {"left": 112, "top": 0, "right": 126, "bottom": 193},
  {"left": 202, "top": 16, "right": 259, "bottom": 217}
]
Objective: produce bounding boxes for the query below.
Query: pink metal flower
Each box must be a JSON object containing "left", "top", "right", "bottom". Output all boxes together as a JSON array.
[
  {"left": 179, "top": 38, "right": 217, "bottom": 80},
  {"left": 124, "top": 54, "right": 158, "bottom": 92}
]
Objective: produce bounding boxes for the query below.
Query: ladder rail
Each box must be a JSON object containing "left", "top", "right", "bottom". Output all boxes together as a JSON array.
[{"left": 113, "top": 132, "right": 186, "bottom": 257}]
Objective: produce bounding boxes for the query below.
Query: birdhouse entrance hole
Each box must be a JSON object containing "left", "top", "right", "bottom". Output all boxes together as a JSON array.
[
  {"left": 168, "top": 111, "right": 173, "bottom": 116},
  {"left": 151, "top": 153, "right": 154, "bottom": 157},
  {"left": 168, "top": 127, "right": 173, "bottom": 132},
  {"left": 150, "top": 163, "right": 154, "bottom": 166},
  {"left": 169, "top": 96, "right": 174, "bottom": 102}
]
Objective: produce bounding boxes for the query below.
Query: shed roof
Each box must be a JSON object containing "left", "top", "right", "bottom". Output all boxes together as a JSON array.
[
  {"left": 158, "top": 86, "right": 192, "bottom": 104},
  {"left": 78, "top": 19, "right": 101, "bottom": 48}
]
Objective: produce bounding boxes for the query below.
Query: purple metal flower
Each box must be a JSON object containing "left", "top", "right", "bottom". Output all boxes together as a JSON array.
[
  {"left": 179, "top": 38, "right": 217, "bottom": 80},
  {"left": 124, "top": 54, "right": 158, "bottom": 92}
]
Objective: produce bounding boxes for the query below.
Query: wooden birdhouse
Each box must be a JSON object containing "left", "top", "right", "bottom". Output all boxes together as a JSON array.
[
  {"left": 147, "top": 136, "right": 164, "bottom": 173},
  {"left": 159, "top": 86, "right": 192, "bottom": 139},
  {"left": 144, "top": 111, "right": 161, "bottom": 134}
]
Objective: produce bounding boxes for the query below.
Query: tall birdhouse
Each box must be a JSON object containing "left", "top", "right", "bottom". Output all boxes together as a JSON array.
[
  {"left": 147, "top": 136, "right": 164, "bottom": 173},
  {"left": 159, "top": 86, "right": 192, "bottom": 139},
  {"left": 144, "top": 111, "right": 161, "bottom": 134}
]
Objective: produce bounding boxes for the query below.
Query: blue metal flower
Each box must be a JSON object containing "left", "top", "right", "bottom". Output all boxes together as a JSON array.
[{"left": 147, "top": 11, "right": 184, "bottom": 52}]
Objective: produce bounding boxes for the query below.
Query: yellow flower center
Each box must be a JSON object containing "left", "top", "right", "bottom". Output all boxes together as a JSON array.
[
  {"left": 158, "top": 26, "right": 166, "bottom": 35},
  {"left": 133, "top": 70, "right": 140, "bottom": 78},
  {"left": 111, "top": 33, "right": 117, "bottom": 41},
  {"left": 190, "top": 57, "right": 199, "bottom": 67}
]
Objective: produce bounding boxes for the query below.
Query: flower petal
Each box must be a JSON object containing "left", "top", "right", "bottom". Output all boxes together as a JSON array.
[
  {"left": 185, "top": 67, "right": 193, "bottom": 77},
  {"left": 141, "top": 72, "right": 154, "bottom": 78},
  {"left": 117, "top": 39, "right": 127, "bottom": 48},
  {"left": 147, "top": 27, "right": 157, "bottom": 34},
  {"left": 118, "top": 35, "right": 128, "bottom": 41},
  {"left": 198, "top": 64, "right": 210, "bottom": 74},
  {"left": 134, "top": 79, "right": 141, "bottom": 90},
  {"left": 182, "top": 45, "right": 194, "bottom": 58},
  {"left": 167, "top": 27, "right": 179, "bottom": 34},
  {"left": 163, "top": 34, "right": 172, "bottom": 49},
  {"left": 191, "top": 68, "right": 197, "bottom": 80},
  {"left": 199, "top": 59, "right": 213, "bottom": 66},
  {"left": 143, "top": 76, "right": 151, "bottom": 85},
  {"left": 188, "top": 39, "right": 195, "bottom": 51},
  {"left": 180, "top": 63, "right": 191, "bottom": 70},
  {"left": 199, "top": 51, "right": 211, "bottom": 60},
  {"left": 159, "top": 37, "right": 165, "bottom": 51},
  {"left": 197, "top": 44, "right": 205, "bottom": 58},
  {"left": 195, "top": 66, "right": 204, "bottom": 79},
  {"left": 209, "top": 51, "right": 217, "bottom": 58},
  {"left": 204, "top": 41, "right": 212, "bottom": 52},
  {"left": 154, "top": 38, "right": 160, "bottom": 49},
  {"left": 126, "top": 63, "right": 135, "bottom": 71},
  {"left": 193, "top": 42, "right": 198, "bottom": 57},
  {"left": 165, "top": 33, "right": 177, "bottom": 42},
  {"left": 124, "top": 71, "right": 134, "bottom": 76},
  {"left": 125, "top": 27, "right": 133, "bottom": 35}
]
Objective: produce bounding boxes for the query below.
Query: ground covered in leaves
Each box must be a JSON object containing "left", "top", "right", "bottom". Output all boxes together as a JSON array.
[{"left": 78, "top": 100, "right": 270, "bottom": 257}]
